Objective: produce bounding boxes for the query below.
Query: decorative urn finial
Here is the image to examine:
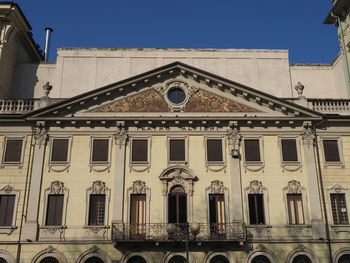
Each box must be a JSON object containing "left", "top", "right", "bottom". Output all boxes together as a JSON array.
[
  {"left": 42, "top": 82, "right": 53, "bottom": 97},
  {"left": 294, "top": 82, "right": 304, "bottom": 96}
]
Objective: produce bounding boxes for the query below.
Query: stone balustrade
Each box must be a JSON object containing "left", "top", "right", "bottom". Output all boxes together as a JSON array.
[
  {"left": 308, "top": 99, "right": 350, "bottom": 115},
  {"left": 0, "top": 99, "right": 35, "bottom": 114}
]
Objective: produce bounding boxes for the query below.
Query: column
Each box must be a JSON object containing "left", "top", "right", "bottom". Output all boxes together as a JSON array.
[
  {"left": 227, "top": 125, "right": 244, "bottom": 222},
  {"left": 22, "top": 125, "right": 47, "bottom": 241},
  {"left": 302, "top": 122, "right": 326, "bottom": 239},
  {"left": 112, "top": 127, "right": 127, "bottom": 223}
]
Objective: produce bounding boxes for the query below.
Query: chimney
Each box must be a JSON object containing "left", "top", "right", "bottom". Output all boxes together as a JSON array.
[{"left": 44, "top": 27, "right": 53, "bottom": 61}]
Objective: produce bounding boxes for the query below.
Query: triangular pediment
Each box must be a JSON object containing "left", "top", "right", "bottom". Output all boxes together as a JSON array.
[{"left": 26, "top": 61, "right": 322, "bottom": 121}]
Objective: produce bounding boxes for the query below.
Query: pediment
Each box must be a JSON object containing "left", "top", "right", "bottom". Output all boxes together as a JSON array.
[{"left": 26, "top": 61, "right": 322, "bottom": 121}]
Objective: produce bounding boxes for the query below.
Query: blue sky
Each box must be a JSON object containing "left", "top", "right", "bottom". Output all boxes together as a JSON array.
[{"left": 15, "top": 0, "right": 338, "bottom": 63}]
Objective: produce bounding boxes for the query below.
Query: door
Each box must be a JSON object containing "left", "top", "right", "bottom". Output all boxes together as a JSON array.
[
  {"left": 168, "top": 185, "right": 187, "bottom": 239},
  {"left": 209, "top": 194, "right": 225, "bottom": 238},
  {"left": 130, "top": 194, "right": 146, "bottom": 239}
]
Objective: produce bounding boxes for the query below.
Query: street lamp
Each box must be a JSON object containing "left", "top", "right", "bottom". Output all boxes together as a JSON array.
[{"left": 167, "top": 222, "right": 200, "bottom": 263}]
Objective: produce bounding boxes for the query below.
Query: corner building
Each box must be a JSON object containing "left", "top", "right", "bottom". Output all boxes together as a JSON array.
[{"left": 1, "top": 1, "right": 350, "bottom": 263}]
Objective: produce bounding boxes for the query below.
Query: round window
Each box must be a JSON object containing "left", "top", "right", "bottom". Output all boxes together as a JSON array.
[{"left": 167, "top": 88, "right": 186, "bottom": 104}]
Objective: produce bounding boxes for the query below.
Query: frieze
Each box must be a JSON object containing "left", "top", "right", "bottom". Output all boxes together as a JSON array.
[
  {"left": 134, "top": 126, "right": 220, "bottom": 132},
  {"left": 185, "top": 90, "right": 257, "bottom": 112},
  {"left": 91, "top": 89, "right": 168, "bottom": 112}
]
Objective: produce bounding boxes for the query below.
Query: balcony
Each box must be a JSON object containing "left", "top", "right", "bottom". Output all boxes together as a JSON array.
[{"left": 112, "top": 222, "right": 246, "bottom": 243}]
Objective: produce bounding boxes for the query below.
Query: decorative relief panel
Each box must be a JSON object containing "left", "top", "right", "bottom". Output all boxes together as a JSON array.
[
  {"left": 285, "top": 180, "right": 302, "bottom": 194},
  {"left": 209, "top": 180, "right": 225, "bottom": 194},
  {"left": 185, "top": 90, "right": 257, "bottom": 112},
  {"left": 91, "top": 89, "right": 169, "bottom": 112},
  {"left": 1, "top": 184, "right": 14, "bottom": 194},
  {"left": 132, "top": 181, "right": 146, "bottom": 194},
  {"left": 49, "top": 181, "right": 65, "bottom": 194},
  {"left": 247, "top": 180, "right": 264, "bottom": 194},
  {"left": 90, "top": 181, "right": 106, "bottom": 194}
]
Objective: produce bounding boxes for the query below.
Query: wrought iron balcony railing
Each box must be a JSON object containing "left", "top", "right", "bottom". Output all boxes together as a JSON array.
[{"left": 112, "top": 222, "right": 246, "bottom": 242}]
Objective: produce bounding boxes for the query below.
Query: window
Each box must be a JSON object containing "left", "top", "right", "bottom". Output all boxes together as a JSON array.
[
  {"left": 50, "top": 138, "right": 69, "bottom": 163},
  {"left": 206, "top": 139, "right": 223, "bottom": 163},
  {"left": 127, "top": 256, "right": 147, "bottom": 263},
  {"left": 131, "top": 139, "right": 148, "bottom": 163},
  {"left": 168, "top": 137, "right": 187, "bottom": 163},
  {"left": 248, "top": 194, "right": 265, "bottom": 225},
  {"left": 91, "top": 138, "right": 109, "bottom": 163},
  {"left": 45, "top": 194, "right": 64, "bottom": 226},
  {"left": 88, "top": 194, "right": 106, "bottom": 225},
  {"left": 292, "top": 255, "right": 311, "bottom": 263},
  {"left": 0, "top": 258, "right": 7, "bottom": 263},
  {"left": 331, "top": 194, "right": 349, "bottom": 225},
  {"left": 0, "top": 195, "right": 15, "bottom": 226},
  {"left": 339, "top": 254, "right": 350, "bottom": 263},
  {"left": 287, "top": 194, "right": 304, "bottom": 225},
  {"left": 169, "top": 256, "right": 186, "bottom": 263},
  {"left": 244, "top": 139, "right": 261, "bottom": 162},
  {"left": 209, "top": 194, "right": 225, "bottom": 237},
  {"left": 251, "top": 255, "right": 270, "bottom": 263},
  {"left": 168, "top": 88, "right": 186, "bottom": 104},
  {"left": 85, "top": 257, "right": 104, "bottom": 263},
  {"left": 210, "top": 255, "right": 229, "bottom": 263},
  {"left": 130, "top": 194, "right": 146, "bottom": 238},
  {"left": 2, "top": 138, "right": 24, "bottom": 164},
  {"left": 281, "top": 138, "right": 298, "bottom": 162},
  {"left": 168, "top": 186, "right": 187, "bottom": 223},
  {"left": 323, "top": 139, "right": 340, "bottom": 162},
  {"left": 39, "top": 257, "right": 59, "bottom": 263}
]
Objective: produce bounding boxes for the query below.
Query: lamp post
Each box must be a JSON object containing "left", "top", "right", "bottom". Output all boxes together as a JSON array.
[{"left": 167, "top": 222, "right": 200, "bottom": 263}]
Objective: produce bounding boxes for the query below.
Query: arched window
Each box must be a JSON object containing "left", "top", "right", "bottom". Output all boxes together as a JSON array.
[
  {"left": 0, "top": 257, "right": 7, "bottom": 263},
  {"left": 210, "top": 255, "right": 229, "bottom": 263},
  {"left": 252, "top": 255, "right": 271, "bottom": 263},
  {"left": 169, "top": 255, "right": 186, "bottom": 263},
  {"left": 127, "top": 256, "right": 147, "bottom": 263},
  {"left": 292, "top": 255, "right": 312, "bottom": 263},
  {"left": 84, "top": 257, "right": 104, "bottom": 263},
  {"left": 339, "top": 254, "right": 350, "bottom": 263},
  {"left": 39, "top": 257, "right": 59, "bottom": 263}
]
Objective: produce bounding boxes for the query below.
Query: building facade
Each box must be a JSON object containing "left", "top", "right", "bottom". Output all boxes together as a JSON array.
[{"left": 1, "top": 1, "right": 350, "bottom": 263}]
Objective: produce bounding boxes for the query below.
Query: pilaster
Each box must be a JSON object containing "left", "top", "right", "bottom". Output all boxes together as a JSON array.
[
  {"left": 112, "top": 127, "right": 127, "bottom": 223},
  {"left": 227, "top": 124, "right": 244, "bottom": 222},
  {"left": 22, "top": 124, "right": 47, "bottom": 241},
  {"left": 302, "top": 122, "right": 326, "bottom": 239}
]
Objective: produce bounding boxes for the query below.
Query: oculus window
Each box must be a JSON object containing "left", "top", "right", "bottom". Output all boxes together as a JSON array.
[{"left": 167, "top": 88, "right": 186, "bottom": 104}]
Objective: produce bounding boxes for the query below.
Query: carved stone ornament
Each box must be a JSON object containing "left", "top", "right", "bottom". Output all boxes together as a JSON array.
[
  {"left": 132, "top": 180, "right": 146, "bottom": 194},
  {"left": 0, "top": 21, "right": 14, "bottom": 43},
  {"left": 247, "top": 180, "right": 264, "bottom": 194},
  {"left": 302, "top": 125, "right": 314, "bottom": 148},
  {"left": 1, "top": 185, "right": 14, "bottom": 194},
  {"left": 210, "top": 180, "right": 225, "bottom": 194},
  {"left": 44, "top": 245, "right": 55, "bottom": 253},
  {"left": 90, "top": 245, "right": 100, "bottom": 253},
  {"left": 50, "top": 181, "right": 64, "bottom": 194},
  {"left": 42, "top": 82, "right": 53, "bottom": 97},
  {"left": 227, "top": 127, "right": 241, "bottom": 148},
  {"left": 295, "top": 82, "right": 305, "bottom": 96},
  {"left": 91, "top": 181, "right": 106, "bottom": 194},
  {"left": 333, "top": 184, "right": 343, "bottom": 193},
  {"left": 286, "top": 180, "right": 302, "bottom": 194},
  {"left": 114, "top": 127, "right": 127, "bottom": 147},
  {"left": 33, "top": 126, "right": 47, "bottom": 148}
]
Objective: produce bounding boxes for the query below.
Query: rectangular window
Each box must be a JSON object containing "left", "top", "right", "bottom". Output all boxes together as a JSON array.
[
  {"left": 91, "top": 139, "right": 109, "bottom": 163},
  {"left": 88, "top": 194, "right": 106, "bottom": 225},
  {"left": 244, "top": 139, "right": 261, "bottom": 162},
  {"left": 209, "top": 194, "right": 225, "bottom": 237},
  {"left": 45, "top": 194, "right": 64, "bottom": 226},
  {"left": 281, "top": 139, "right": 298, "bottom": 162},
  {"left": 207, "top": 139, "right": 223, "bottom": 162},
  {"left": 287, "top": 194, "right": 304, "bottom": 225},
  {"left": 3, "top": 139, "right": 23, "bottom": 163},
  {"left": 51, "top": 139, "right": 69, "bottom": 163},
  {"left": 248, "top": 194, "right": 265, "bottom": 225},
  {"left": 131, "top": 139, "right": 148, "bottom": 163},
  {"left": 323, "top": 140, "right": 340, "bottom": 162},
  {"left": 331, "top": 194, "right": 349, "bottom": 224},
  {"left": 169, "top": 139, "right": 185, "bottom": 162},
  {"left": 130, "top": 194, "right": 146, "bottom": 238},
  {"left": 0, "top": 195, "right": 15, "bottom": 226}
]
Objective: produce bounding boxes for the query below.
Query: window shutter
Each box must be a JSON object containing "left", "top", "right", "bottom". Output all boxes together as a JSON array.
[
  {"left": 281, "top": 139, "right": 298, "bottom": 162},
  {"left": 46, "top": 195, "right": 64, "bottom": 226},
  {"left": 132, "top": 139, "right": 148, "bottom": 162},
  {"left": 170, "top": 139, "right": 185, "bottom": 161},
  {"left": 92, "top": 139, "right": 109, "bottom": 162},
  {"left": 287, "top": 194, "right": 304, "bottom": 225},
  {"left": 88, "top": 194, "right": 105, "bottom": 225},
  {"left": 244, "top": 139, "right": 261, "bottom": 162},
  {"left": 4, "top": 139, "right": 22, "bottom": 163},
  {"left": 51, "top": 139, "right": 69, "bottom": 162},
  {"left": 207, "top": 139, "right": 223, "bottom": 162},
  {"left": 0, "top": 195, "right": 15, "bottom": 226},
  {"left": 331, "top": 194, "right": 348, "bottom": 224},
  {"left": 323, "top": 140, "right": 340, "bottom": 162}
]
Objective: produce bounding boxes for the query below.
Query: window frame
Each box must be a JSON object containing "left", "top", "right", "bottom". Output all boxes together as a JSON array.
[
  {"left": 0, "top": 185, "right": 20, "bottom": 234},
  {"left": 167, "top": 136, "right": 188, "bottom": 165},
  {"left": 278, "top": 136, "right": 302, "bottom": 171},
  {"left": 204, "top": 136, "right": 226, "bottom": 168},
  {"left": 129, "top": 136, "right": 151, "bottom": 166},
  {"left": 1, "top": 136, "right": 26, "bottom": 168},
  {"left": 242, "top": 137, "right": 264, "bottom": 171},
  {"left": 320, "top": 137, "right": 344, "bottom": 167},
  {"left": 48, "top": 136, "right": 73, "bottom": 172},
  {"left": 283, "top": 181, "right": 309, "bottom": 226},
  {"left": 327, "top": 184, "right": 350, "bottom": 230},
  {"left": 89, "top": 136, "right": 112, "bottom": 172}
]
